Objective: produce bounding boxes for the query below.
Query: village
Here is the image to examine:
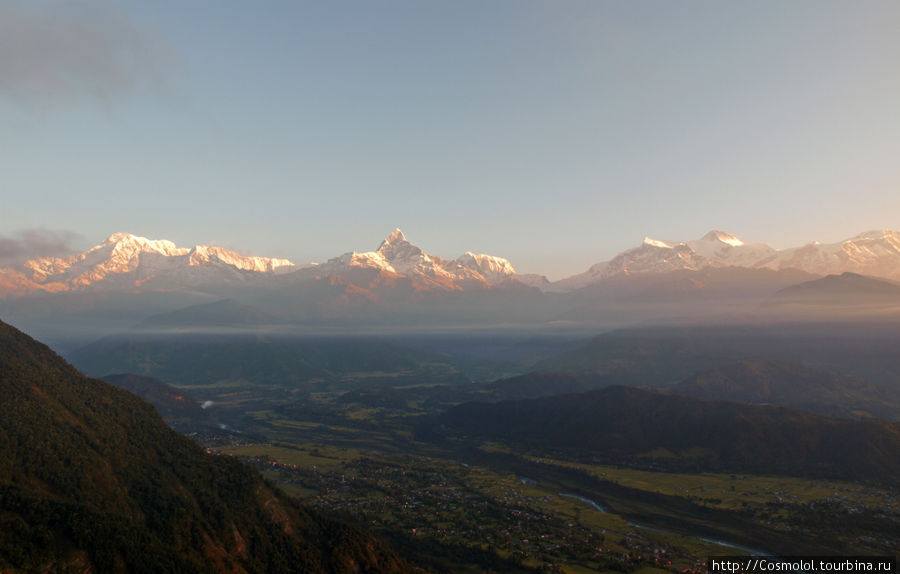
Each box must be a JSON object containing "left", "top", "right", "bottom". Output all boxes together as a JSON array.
[{"left": 229, "top": 451, "right": 708, "bottom": 574}]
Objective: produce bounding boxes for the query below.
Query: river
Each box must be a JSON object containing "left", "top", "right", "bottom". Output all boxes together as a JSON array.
[{"left": 558, "top": 492, "right": 769, "bottom": 555}]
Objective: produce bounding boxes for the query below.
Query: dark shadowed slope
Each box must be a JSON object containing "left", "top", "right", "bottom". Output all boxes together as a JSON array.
[
  {"left": 771, "top": 272, "right": 900, "bottom": 306},
  {"left": 68, "top": 333, "right": 462, "bottom": 388},
  {"left": 135, "top": 299, "right": 282, "bottom": 330},
  {"left": 478, "top": 371, "right": 625, "bottom": 401},
  {"left": 101, "top": 373, "right": 215, "bottom": 431},
  {"left": 0, "top": 319, "right": 412, "bottom": 574},
  {"left": 667, "top": 359, "right": 900, "bottom": 420},
  {"left": 536, "top": 323, "right": 900, "bottom": 389},
  {"left": 427, "top": 386, "right": 900, "bottom": 483}
]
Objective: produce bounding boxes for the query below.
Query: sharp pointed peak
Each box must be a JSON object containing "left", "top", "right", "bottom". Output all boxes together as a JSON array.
[
  {"left": 376, "top": 228, "right": 411, "bottom": 251},
  {"left": 385, "top": 228, "right": 407, "bottom": 243}
]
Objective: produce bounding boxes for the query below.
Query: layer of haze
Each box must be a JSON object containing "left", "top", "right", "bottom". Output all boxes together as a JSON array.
[{"left": 2, "top": 1, "right": 899, "bottom": 279}]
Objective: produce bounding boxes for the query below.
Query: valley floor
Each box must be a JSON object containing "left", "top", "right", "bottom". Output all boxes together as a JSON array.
[{"left": 195, "top": 392, "right": 898, "bottom": 573}]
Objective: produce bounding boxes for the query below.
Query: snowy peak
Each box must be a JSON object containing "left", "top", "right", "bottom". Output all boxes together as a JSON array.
[
  {"left": 99, "top": 232, "right": 188, "bottom": 257},
  {"left": 374, "top": 229, "right": 426, "bottom": 271},
  {"left": 558, "top": 230, "right": 772, "bottom": 289},
  {"left": 688, "top": 231, "right": 774, "bottom": 266},
  {"left": 609, "top": 239, "right": 705, "bottom": 276},
  {"left": 23, "top": 232, "right": 189, "bottom": 284},
  {"left": 99, "top": 233, "right": 190, "bottom": 265},
  {"left": 456, "top": 252, "right": 517, "bottom": 285},
  {"left": 762, "top": 229, "right": 900, "bottom": 277},
  {"left": 7, "top": 227, "right": 899, "bottom": 298},
  {"left": 329, "top": 229, "right": 426, "bottom": 275},
  {"left": 12, "top": 233, "right": 296, "bottom": 293},
  {"left": 642, "top": 237, "right": 675, "bottom": 249},
  {"left": 322, "top": 229, "right": 523, "bottom": 289},
  {"left": 849, "top": 229, "right": 898, "bottom": 242},
  {"left": 188, "top": 244, "right": 294, "bottom": 273},
  {"left": 102, "top": 232, "right": 185, "bottom": 253},
  {"left": 379, "top": 228, "right": 408, "bottom": 248},
  {"left": 699, "top": 230, "right": 744, "bottom": 247},
  {"left": 559, "top": 228, "right": 900, "bottom": 290}
]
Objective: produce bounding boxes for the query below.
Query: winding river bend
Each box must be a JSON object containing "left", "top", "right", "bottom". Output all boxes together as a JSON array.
[{"left": 558, "top": 492, "right": 769, "bottom": 555}]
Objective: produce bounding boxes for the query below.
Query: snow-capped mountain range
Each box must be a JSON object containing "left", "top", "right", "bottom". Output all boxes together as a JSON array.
[
  {"left": 316, "top": 229, "right": 520, "bottom": 288},
  {"left": 0, "top": 228, "right": 898, "bottom": 299},
  {"left": 0, "top": 229, "right": 527, "bottom": 297},
  {"left": 555, "top": 229, "right": 900, "bottom": 290},
  {"left": 0, "top": 232, "right": 296, "bottom": 296}
]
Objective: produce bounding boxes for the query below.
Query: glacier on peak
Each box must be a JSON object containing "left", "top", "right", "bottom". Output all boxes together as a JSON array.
[
  {"left": 554, "top": 230, "right": 772, "bottom": 291},
  {"left": 188, "top": 244, "right": 294, "bottom": 273},
  {"left": 103, "top": 232, "right": 142, "bottom": 244},
  {"left": 95, "top": 233, "right": 294, "bottom": 272},
  {"left": 375, "top": 229, "right": 426, "bottom": 266},
  {"left": 327, "top": 229, "right": 428, "bottom": 276},
  {"left": 8, "top": 227, "right": 900, "bottom": 300},
  {"left": 699, "top": 230, "right": 744, "bottom": 247},
  {"left": 756, "top": 229, "right": 900, "bottom": 277},
  {"left": 848, "top": 229, "right": 899, "bottom": 243},
  {"left": 687, "top": 231, "right": 773, "bottom": 266},
  {"left": 642, "top": 237, "right": 675, "bottom": 249},
  {"left": 99, "top": 232, "right": 188, "bottom": 257},
  {"left": 320, "top": 229, "right": 522, "bottom": 287},
  {"left": 456, "top": 252, "right": 517, "bottom": 285},
  {"left": 555, "top": 228, "right": 900, "bottom": 291},
  {"left": 10, "top": 232, "right": 297, "bottom": 292},
  {"left": 457, "top": 251, "right": 516, "bottom": 272}
]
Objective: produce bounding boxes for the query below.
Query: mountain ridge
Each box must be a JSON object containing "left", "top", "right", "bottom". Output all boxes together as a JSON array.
[
  {"left": 666, "top": 359, "right": 900, "bottom": 420},
  {"left": 555, "top": 228, "right": 900, "bottom": 290},
  {"left": 315, "top": 228, "right": 523, "bottom": 289},
  {"left": 771, "top": 272, "right": 900, "bottom": 305},
  {"left": 425, "top": 385, "right": 900, "bottom": 482},
  {"left": 0, "top": 232, "right": 297, "bottom": 297},
  {"left": 0, "top": 319, "right": 413, "bottom": 573},
  {"left": 0, "top": 229, "right": 539, "bottom": 298},
  {"left": 3, "top": 228, "right": 900, "bottom": 299}
]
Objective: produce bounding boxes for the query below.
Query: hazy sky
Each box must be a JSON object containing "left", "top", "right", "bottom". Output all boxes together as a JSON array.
[{"left": 2, "top": 1, "right": 898, "bottom": 279}]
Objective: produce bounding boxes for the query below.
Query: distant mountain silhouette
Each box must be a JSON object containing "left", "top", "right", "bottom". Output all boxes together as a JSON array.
[
  {"left": 667, "top": 359, "right": 900, "bottom": 420},
  {"left": 136, "top": 299, "right": 281, "bottom": 330},
  {"left": 479, "top": 371, "right": 624, "bottom": 400},
  {"left": 536, "top": 323, "right": 900, "bottom": 389},
  {"left": 771, "top": 272, "right": 900, "bottom": 306},
  {"left": 69, "top": 333, "right": 456, "bottom": 388}
]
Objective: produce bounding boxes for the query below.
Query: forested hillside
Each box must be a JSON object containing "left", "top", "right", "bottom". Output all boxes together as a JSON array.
[{"left": 0, "top": 319, "right": 412, "bottom": 573}]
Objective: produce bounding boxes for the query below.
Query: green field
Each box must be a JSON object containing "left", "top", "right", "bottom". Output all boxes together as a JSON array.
[
  {"left": 527, "top": 456, "right": 898, "bottom": 513},
  {"left": 176, "top": 371, "right": 899, "bottom": 570}
]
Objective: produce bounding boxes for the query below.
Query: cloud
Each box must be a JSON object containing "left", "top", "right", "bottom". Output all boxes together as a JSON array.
[
  {"left": 0, "top": 229, "right": 83, "bottom": 266},
  {"left": 0, "top": 1, "right": 173, "bottom": 107}
]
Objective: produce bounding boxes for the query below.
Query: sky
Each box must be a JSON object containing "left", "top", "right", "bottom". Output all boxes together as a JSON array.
[{"left": 1, "top": 1, "right": 899, "bottom": 279}]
